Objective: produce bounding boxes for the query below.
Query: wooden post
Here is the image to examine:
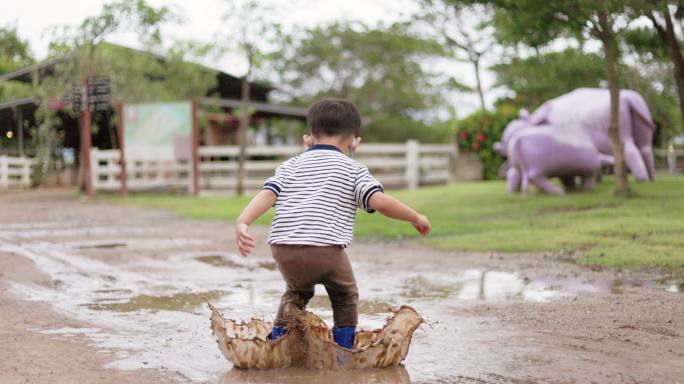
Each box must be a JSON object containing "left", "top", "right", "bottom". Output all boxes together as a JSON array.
[
  {"left": 191, "top": 99, "right": 200, "bottom": 196},
  {"left": 16, "top": 107, "right": 23, "bottom": 157},
  {"left": 0, "top": 156, "right": 8, "bottom": 190},
  {"left": 21, "top": 157, "right": 31, "bottom": 188},
  {"left": 405, "top": 140, "right": 420, "bottom": 189},
  {"left": 236, "top": 78, "right": 251, "bottom": 196},
  {"left": 448, "top": 140, "right": 458, "bottom": 183},
  {"left": 81, "top": 78, "right": 93, "bottom": 196},
  {"left": 667, "top": 144, "right": 677, "bottom": 175},
  {"left": 117, "top": 102, "right": 127, "bottom": 195}
]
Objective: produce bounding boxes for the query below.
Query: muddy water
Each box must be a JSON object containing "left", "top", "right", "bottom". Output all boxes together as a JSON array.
[
  {"left": 658, "top": 277, "right": 684, "bottom": 293},
  {"left": 1, "top": 225, "right": 679, "bottom": 383}
]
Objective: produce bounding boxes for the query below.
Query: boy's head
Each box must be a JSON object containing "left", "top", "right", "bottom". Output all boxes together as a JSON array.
[{"left": 307, "top": 99, "right": 361, "bottom": 139}]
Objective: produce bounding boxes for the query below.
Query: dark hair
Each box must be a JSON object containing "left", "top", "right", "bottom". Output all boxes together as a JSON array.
[{"left": 307, "top": 99, "right": 361, "bottom": 137}]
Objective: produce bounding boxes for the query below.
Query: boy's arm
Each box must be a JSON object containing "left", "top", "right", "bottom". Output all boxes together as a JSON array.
[
  {"left": 368, "top": 192, "right": 431, "bottom": 235},
  {"left": 235, "top": 190, "right": 277, "bottom": 256}
]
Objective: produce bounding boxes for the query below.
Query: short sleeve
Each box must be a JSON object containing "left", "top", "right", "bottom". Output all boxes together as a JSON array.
[
  {"left": 263, "top": 161, "right": 291, "bottom": 197},
  {"left": 353, "top": 165, "right": 384, "bottom": 213}
]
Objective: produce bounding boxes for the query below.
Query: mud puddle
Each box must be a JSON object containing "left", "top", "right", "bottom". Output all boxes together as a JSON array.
[
  {"left": 195, "top": 255, "right": 277, "bottom": 271},
  {"left": 2, "top": 232, "right": 679, "bottom": 383},
  {"left": 86, "top": 290, "right": 228, "bottom": 312},
  {"left": 658, "top": 276, "right": 684, "bottom": 293}
]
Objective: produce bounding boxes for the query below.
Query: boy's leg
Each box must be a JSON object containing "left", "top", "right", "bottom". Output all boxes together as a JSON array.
[
  {"left": 323, "top": 248, "right": 359, "bottom": 328},
  {"left": 274, "top": 286, "right": 315, "bottom": 327},
  {"left": 323, "top": 248, "right": 358, "bottom": 348},
  {"left": 271, "top": 245, "right": 327, "bottom": 327}
]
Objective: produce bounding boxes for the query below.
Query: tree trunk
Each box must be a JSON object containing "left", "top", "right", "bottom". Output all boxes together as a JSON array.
[
  {"left": 236, "top": 77, "right": 250, "bottom": 196},
  {"left": 597, "top": 3, "right": 630, "bottom": 196},
  {"left": 662, "top": 7, "right": 684, "bottom": 133},
  {"left": 472, "top": 57, "right": 486, "bottom": 110}
]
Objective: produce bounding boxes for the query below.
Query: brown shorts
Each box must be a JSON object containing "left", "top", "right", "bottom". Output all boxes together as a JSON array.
[{"left": 271, "top": 244, "right": 358, "bottom": 328}]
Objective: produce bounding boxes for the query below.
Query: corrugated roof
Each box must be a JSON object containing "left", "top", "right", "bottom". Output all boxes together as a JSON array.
[{"left": 0, "top": 96, "right": 40, "bottom": 110}]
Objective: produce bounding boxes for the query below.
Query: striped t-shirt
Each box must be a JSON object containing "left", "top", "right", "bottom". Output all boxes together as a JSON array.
[{"left": 263, "top": 144, "right": 383, "bottom": 246}]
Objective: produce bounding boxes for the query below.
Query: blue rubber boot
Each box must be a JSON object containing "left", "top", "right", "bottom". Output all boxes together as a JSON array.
[
  {"left": 268, "top": 325, "right": 287, "bottom": 341},
  {"left": 332, "top": 326, "right": 356, "bottom": 349}
]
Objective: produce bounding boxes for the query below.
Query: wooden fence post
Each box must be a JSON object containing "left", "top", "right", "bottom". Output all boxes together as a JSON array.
[
  {"left": 0, "top": 156, "right": 8, "bottom": 190},
  {"left": 21, "top": 157, "right": 31, "bottom": 188},
  {"left": 191, "top": 99, "right": 200, "bottom": 196},
  {"left": 448, "top": 141, "right": 459, "bottom": 183},
  {"left": 405, "top": 140, "right": 420, "bottom": 189},
  {"left": 90, "top": 148, "right": 98, "bottom": 193},
  {"left": 117, "top": 102, "right": 128, "bottom": 196},
  {"left": 667, "top": 145, "right": 677, "bottom": 175}
]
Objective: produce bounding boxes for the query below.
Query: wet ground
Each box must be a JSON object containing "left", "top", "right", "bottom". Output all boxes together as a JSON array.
[{"left": 1, "top": 190, "right": 683, "bottom": 384}]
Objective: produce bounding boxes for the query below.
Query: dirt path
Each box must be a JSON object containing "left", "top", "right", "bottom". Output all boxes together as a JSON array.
[{"left": 1, "top": 190, "right": 683, "bottom": 383}]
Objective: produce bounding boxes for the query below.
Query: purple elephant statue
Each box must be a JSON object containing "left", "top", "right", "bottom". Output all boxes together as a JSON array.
[
  {"left": 495, "top": 114, "right": 612, "bottom": 194},
  {"left": 495, "top": 88, "right": 656, "bottom": 194},
  {"left": 528, "top": 88, "right": 656, "bottom": 181}
]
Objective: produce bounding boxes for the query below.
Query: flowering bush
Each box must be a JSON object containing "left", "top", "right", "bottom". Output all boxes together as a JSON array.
[{"left": 455, "top": 108, "right": 517, "bottom": 180}]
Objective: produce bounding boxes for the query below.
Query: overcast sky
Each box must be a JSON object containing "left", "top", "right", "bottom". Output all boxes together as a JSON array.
[{"left": 1, "top": 0, "right": 499, "bottom": 116}]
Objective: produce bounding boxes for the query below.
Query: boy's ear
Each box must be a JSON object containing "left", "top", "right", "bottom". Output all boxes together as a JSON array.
[
  {"left": 351, "top": 136, "right": 362, "bottom": 151},
  {"left": 303, "top": 134, "right": 313, "bottom": 148}
]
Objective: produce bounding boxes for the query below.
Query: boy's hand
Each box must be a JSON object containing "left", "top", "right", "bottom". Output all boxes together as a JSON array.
[
  {"left": 412, "top": 214, "right": 431, "bottom": 236},
  {"left": 236, "top": 223, "right": 255, "bottom": 256}
]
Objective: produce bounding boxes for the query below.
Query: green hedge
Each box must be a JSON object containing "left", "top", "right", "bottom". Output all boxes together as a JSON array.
[{"left": 455, "top": 108, "right": 517, "bottom": 180}]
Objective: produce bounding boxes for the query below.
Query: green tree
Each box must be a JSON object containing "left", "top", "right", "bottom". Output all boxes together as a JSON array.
[
  {"left": 473, "top": 0, "right": 634, "bottom": 196},
  {"left": 270, "top": 21, "right": 452, "bottom": 142},
  {"left": 45, "top": 0, "right": 178, "bottom": 98},
  {"left": 492, "top": 48, "right": 606, "bottom": 108},
  {"left": 415, "top": 0, "right": 495, "bottom": 110},
  {"left": 0, "top": 24, "right": 33, "bottom": 74},
  {"left": 0, "top": 25, "right": 36, "bottom": 103},
  {"left": 221, "top": 0, "right": 281, "bottom": 195},
  {"left": 623, "top": 2, "right": 684, "bottom": 142}
]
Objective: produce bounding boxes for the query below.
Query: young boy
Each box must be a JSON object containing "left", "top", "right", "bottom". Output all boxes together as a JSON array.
[{"left": 234, "top": 99, "right": 431, "bottom": 349}]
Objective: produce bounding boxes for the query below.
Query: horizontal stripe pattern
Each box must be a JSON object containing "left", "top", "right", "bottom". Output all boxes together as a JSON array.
[{"left": 263, "top": 145, "right": 383, "bottom": 247}]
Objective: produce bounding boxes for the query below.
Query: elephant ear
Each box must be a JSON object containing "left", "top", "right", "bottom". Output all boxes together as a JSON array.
[{"left": 529, "top": 103, "right": 551, "bottom": 125}]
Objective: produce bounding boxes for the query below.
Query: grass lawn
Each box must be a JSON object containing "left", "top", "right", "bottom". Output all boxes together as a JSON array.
[{"left": 104, "top": 175, "right": 684, "bottom": 269}]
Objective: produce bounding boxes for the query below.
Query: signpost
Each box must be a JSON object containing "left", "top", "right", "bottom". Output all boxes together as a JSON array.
[
  {"left": 81, "top": 79, "right": 92, "bottom": 195},
  {"left": 68, "top": 76, "right": 111, "bottom": 196}
]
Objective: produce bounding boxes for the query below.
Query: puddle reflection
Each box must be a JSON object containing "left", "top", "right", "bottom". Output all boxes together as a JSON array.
[
  {"left": 195, "top": 255, "right": 278, "bottom": 271},
  {"left": 221, "top": 366, "right": 410, "bottom": 384},
  {"left": 87, "top": 290, "right": 227, "bottom": 312},
  {"left": 400, "top": 270, "right": 560, "bottom": 303},
  {"left": 658, "top": 277, "right": 684, "bottom": 293}
]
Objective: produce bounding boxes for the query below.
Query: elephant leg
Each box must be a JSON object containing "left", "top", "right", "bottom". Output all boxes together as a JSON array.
[
  {"left": 560, "top": 176, "right": 577, "bottom": 191},
  {"left": 581, "top": 173, "right": 598, "bottom": 190},
  {"left": 506, "top": 167, "right": 522, "bottom": 193},
  {"left": 623, "top": 140, "right": 649, "bottom": 181},
  {"left": 599, "top": 154, "right": 614, "bottom": 167},
  {"left": 530, "top": 175, "right": 565, "bottom": 195},
  {"left": 640, "top": 146, "right": 655, "bottom": 181}
]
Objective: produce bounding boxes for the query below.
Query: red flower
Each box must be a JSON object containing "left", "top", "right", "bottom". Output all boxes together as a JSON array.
[
  {"left": 459, "top": 130, "right": 469, "bottom": 139},
  {"left": 476, "top": 133, "right": 486, "bottom": 142},
  {"left": 471, "top": 142, "right": 480, "bottom": 151}
]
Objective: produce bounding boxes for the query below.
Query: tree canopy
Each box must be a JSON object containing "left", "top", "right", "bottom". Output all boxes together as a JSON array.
[
  {"left": 492, "top": 48, "right": 606, "bottom": 109},
  {"left": 270, "top": 22, "right": 453, "bottom": 142}
]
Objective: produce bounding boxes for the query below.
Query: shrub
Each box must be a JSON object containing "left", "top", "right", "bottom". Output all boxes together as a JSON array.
[{"left": 455, "top": 107, "right": 516, "bottom": 180}]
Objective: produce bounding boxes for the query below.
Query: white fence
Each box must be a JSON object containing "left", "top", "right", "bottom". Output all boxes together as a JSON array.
[
  {"left": 655, "top": 148, "right": 684, "bottom": 175},
  {"left": 91, "top": 140, "right": 456, "bottom": 193},
  {"left": 91, "top": 148, "right": 192, "bottom": 192},
  {"left": 0, "top": 155, "right": 34, "bottom": 189}
]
